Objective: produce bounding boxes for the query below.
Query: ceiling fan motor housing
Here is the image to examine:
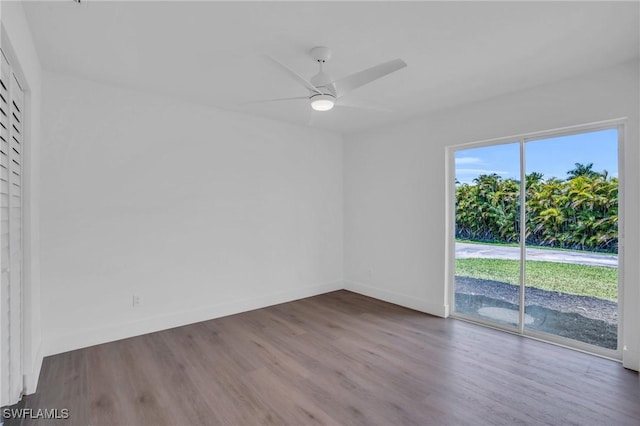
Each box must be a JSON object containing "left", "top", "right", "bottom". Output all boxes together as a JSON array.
[
  {"left": 311, "top": 72, "right": 335, "bottom": 95},
  {"left": 310, "top": 47, "right": 336, "bottom": 96}
]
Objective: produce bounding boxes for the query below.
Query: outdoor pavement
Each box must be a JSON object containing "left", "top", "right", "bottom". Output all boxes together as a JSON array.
[{"left": 455, "top": 242, "right": 618, "bottom": 267}]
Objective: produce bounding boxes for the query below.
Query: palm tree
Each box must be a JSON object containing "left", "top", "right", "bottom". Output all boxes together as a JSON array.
[
  {"left": 526, "top": 172, "right": 544, "bottom": 186},
  {"left": 567, "top": 162, "right": 600, "bottom": 179}
]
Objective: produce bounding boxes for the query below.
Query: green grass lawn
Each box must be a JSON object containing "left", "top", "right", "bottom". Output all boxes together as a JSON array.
[{"left": 455, "top": 258, "right": 618, "bottom": 301}]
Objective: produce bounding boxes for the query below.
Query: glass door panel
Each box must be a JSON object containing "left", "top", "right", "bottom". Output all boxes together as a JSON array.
[
  {"left": 524, "top": 129, "right": 619, "bottom": 350},
  {"left": 454, "top": 142, "right": 522, "bottom": 328}
]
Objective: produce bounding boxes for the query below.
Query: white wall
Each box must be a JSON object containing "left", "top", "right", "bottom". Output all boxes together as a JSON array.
[
  {"left": 40, "top": 72, "right": 343, "bottom": 355},
  {"left": 343, "top": 60, "right": 640, "bottom": 370},
  {"left": 1, "top": 1, "right": 43, "bottom": 393}
]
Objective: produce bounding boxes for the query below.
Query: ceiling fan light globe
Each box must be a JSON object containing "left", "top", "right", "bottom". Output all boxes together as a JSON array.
[
  {"left": 310, "top": 94, "right": 335, "bottom": 111},
  {"left": 311, "top": 100, "right": 334, "bottom": 111}
]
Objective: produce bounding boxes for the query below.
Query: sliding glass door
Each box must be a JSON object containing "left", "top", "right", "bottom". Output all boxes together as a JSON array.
[{"left": 452, "top": 124, "right": 621, "bottom": 357}]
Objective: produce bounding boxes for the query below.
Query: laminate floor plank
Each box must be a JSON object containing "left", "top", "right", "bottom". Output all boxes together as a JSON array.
[
  {"left": 20, "top": 349, "right": 88, "bottom": 426},
  {"left": 17, "top": 290, "right": 640, "bottom": 425},
  {"left": 158, "top": 324, "right": 283, "bottom": 425},
  {"left": 85, "top": 342, "right": 143, "bottom": 425},
  {"left": 126, "top": 332, "right": 218, "bottom": 426},
  {"left": 244, "top": 366, "right": 340, "bottom": 425}
]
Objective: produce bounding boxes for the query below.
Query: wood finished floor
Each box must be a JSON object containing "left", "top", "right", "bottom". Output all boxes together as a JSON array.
[{"left": 17, "top": 290, "right": 640, "bottom": 425}]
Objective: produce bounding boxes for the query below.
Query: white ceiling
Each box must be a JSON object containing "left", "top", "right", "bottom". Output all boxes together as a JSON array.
[{"left": 22, "top": 1, "right": 640, "bottom": 134}]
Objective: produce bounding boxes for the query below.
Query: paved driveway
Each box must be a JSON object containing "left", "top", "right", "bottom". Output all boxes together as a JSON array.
[{"left": 455, "top": 242, "right": 618, "bottom": 268}]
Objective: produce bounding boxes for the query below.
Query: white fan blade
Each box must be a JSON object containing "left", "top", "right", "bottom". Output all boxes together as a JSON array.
[
  {"left": 337, "top": 97, "right": 393, "bottom": 112},
  {"left": 240, "top": 96, "right": 308, "bottom": 106},
  {"left": 267, "top": 55, "right": 322, "bottom": 95},
  {"left": 333, "top": 58, "right": 407, "bottom": 97}
]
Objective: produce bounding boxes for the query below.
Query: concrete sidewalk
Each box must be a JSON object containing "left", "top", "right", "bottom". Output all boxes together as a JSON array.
[{"left": 455, "top": 242, "right": 618, "bottom": 268}]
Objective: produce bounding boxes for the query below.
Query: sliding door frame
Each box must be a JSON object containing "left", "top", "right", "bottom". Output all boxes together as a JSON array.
[{"left": 446, "top": 118, "right": 626, "bottom": 361}]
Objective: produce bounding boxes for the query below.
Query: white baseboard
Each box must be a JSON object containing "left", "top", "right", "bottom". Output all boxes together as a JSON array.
[
  {"left": 23, "top": 342, "right": 43, "bottom": 395},
  {"left": 343, "top": 279, "right": 448, "bottom": 318},
  {"left": 44, "top": 280, "right": 343, "bottom": 357}
]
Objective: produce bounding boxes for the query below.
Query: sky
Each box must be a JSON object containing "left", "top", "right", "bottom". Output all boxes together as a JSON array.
[{"left": 455, "top": 128, "right": 618, "bottom": 184}]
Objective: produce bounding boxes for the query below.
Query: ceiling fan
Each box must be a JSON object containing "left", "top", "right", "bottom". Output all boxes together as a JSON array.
[{"left": 256, "top": 46, "right": 407, "bottom": 112}]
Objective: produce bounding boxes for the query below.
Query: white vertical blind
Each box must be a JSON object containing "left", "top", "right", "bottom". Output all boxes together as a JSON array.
[{"left": 0, "top": 49, "right": 23, "bottom": 407}]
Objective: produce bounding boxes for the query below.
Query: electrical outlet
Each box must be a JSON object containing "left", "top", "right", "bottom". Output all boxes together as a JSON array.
[{"left": 132, "top": 294, "right": 142, "bottom": 307}]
